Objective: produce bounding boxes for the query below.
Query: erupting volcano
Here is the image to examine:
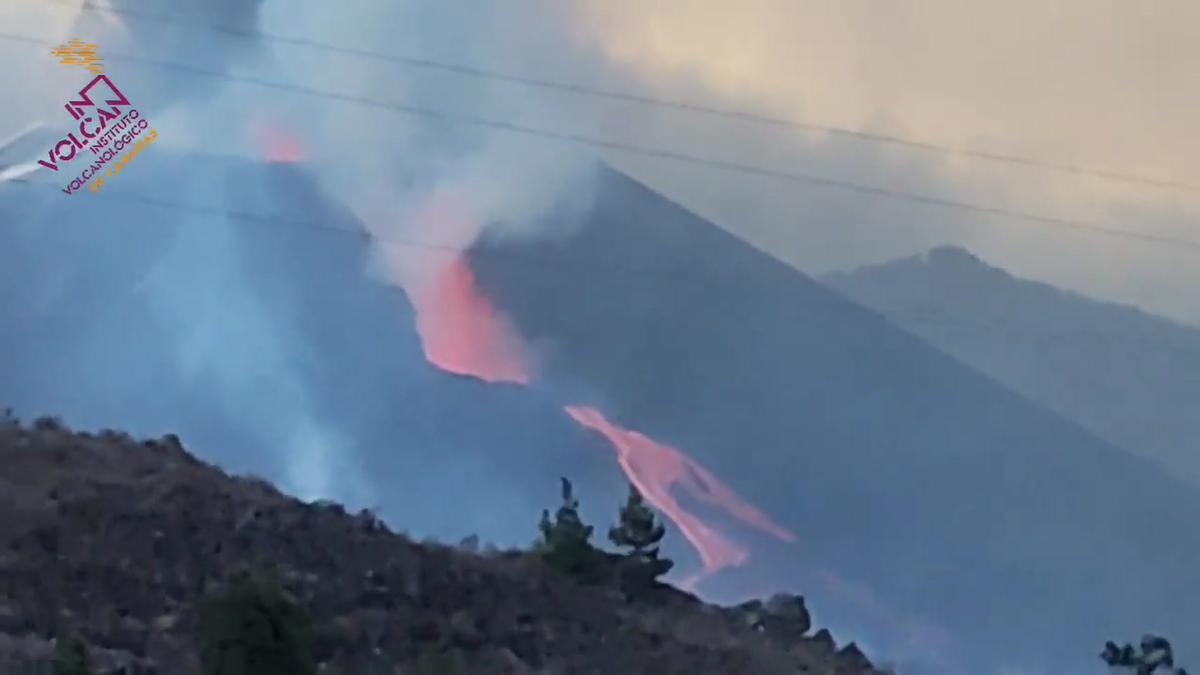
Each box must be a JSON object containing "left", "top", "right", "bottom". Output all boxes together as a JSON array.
[{"left": 390, "top": 203, "right": 796, "bottom": 584}]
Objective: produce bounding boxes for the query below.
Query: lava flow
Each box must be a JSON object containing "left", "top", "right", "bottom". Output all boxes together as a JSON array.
[
  {"left": 564, "top": 404, "right": 795, "bottom": 586},
  {"left": 394, "top": 197, "right": 794, "bottom": 585},
  {"left": 416, "top": 255, "right": 531, "bottom": 384}
]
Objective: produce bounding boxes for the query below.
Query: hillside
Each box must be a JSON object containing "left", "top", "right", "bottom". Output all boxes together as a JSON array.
[
  {"left": 0, "top": 415, "right": 880, "bottom": 674},
  {"left": 821, "top": 244, "right": 1200, "bottom": 487},
  {"left": 467, "top": 165, "right": 1200, "bottom": 673}
]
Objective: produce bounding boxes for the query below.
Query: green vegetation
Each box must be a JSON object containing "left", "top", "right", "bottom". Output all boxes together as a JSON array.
[
  {"left": 535, "top": 477, "right": 675, "bottom": 594},
  {"left": 1101, "top": 635, "right": 1187, "bottom": 673},
  {"left": 417, "top": 646, "right": 465, "bottom": 675},
  {"left": 609, "top": 482, "right": 674, "bottom": 591},
  {"left": 196, "top": 570, "right": 316, "bottom": 675},
  {"left": 51, "top": 634, "right": 92, "bottom": 675},
  {"left": 536, "top": 477, "right": 604, "bottom": 579}
]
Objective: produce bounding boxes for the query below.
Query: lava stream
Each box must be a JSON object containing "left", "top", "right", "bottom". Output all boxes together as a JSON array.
[
  {"left": 564, "top": 405, "right": 795, "bottom": 586},
  {"left": 416, "top": 256, "right": 530, "bottom": 384},
  {"left": 393, "top": 199, "right": 792, "bottom": 586}
]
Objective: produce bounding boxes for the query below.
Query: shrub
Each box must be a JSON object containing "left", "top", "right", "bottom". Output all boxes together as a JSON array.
[
  {"left": 196, "top": 570, "right": 316, "bottom": 675},
  {"left": 536, "top": 478, "right": 603, "bottom": 579},
  {"left": 51, "top": 634, "right": 92, "bottom": 675},
  {"left": 1101, "top": 634, "right": 1188, "bottom": 674},
  {"left": 608, "top": 483, "right": 674, "bottom": 593},
  {"left": 417, "top": 646, "right": 465, "bottom": 675},
  {"left": 33, "top": 416, "right": 66, "bottom": 432}
]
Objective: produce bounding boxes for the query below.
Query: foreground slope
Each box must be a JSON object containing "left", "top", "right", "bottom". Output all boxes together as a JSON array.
[
  {"left": 822, "top": 245, "right": 1200, "bottom": 487},
  {"left": 467, "top": 166, "right": 1200, "bottom": 673},
  {"left": 0, "top": 417, "right": 879, "bottom": 674}
]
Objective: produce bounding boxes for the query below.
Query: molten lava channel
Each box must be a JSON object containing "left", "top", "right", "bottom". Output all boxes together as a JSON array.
[
  {"left": 399, "top": 207, "right": 793, "bottom": 584},
  {"left": 564, "top": 405, "right": 795, "bottom": 585},
  {"left": 416, "top": 256, "right": 531, "bottom": 384}
]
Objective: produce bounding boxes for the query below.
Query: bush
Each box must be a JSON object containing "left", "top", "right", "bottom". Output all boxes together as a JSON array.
[
  {"left": 1101, "top": 634, "right": 1188, "bottom": 674},
  {"left": 417, "top": 646, "right": 465, "bottom": 675},
  {"left": 33, "top": 416, "right": 66, "bottom": 432},
  {"left": 51, "top": 634, "right": 92, "bottom": 675},
  {"left": 196, "top": 570, "right": 316, "bottom": 675},
  {"left": 609, "top": 483, "right": 674, "bottom": 594},
  {"left": 536, "top": 478, "right": 604, "bottom": 580}
]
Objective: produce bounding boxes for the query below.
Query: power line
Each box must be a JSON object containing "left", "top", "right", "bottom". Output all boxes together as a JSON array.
[
  {"left": 1, "top": 177, "right": 879, "bottom": 311},
  {"left": 2, "top": 31, "right": 1196, "bottom": 254},
  {"left": 7, "top": 178, "right": 1197, "bottom": 349},
  {"left": 52, "top": 0, "right": 1200, "bottom": 194}
]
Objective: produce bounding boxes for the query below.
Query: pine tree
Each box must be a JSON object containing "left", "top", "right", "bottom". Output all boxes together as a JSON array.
[
  {"left": 51, "top": 634, "right": 92, "bottom": 675},
  {"left": 609, "top": 482, "right": 667, "bottom": 558},
  {"left": 196, "top": 570, "right": 316, "bottom": 675},
  {"left": 537, "top": 477, "right": 600, "bottom": 578},
  {"left": 609, "top": 483, "right": 674, "bottom": 592}
]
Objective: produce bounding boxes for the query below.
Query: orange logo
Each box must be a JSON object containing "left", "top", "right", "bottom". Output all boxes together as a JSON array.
[{"left": 51, "top": 38, "right": 103, "bottom": 75}]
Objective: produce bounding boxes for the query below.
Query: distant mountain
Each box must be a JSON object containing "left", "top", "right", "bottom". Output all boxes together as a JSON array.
[
  {"left": 468, "top": 166, "right": 1200, "bottom": 674},
  {"left": 822, "top": 245, "right": 1200, "bottom": 488}
]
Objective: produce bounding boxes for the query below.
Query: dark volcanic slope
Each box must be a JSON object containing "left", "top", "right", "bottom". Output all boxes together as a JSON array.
[
  {"left": 0, "top": 156, "right": 628, "bottom": 545},
  {"left": 467, "top": 166, "right": 1200, "bottom": 674},
  {"left": 822, "top": 245, "right": 1200, "bottom": 488},
  {"left": 0, "top": 419, "right": 880, "bottom": 675}
]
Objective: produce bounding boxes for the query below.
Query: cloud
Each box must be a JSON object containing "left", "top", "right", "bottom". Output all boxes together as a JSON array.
[
  {"left": 568, "top": 1, "right": 1200, "bottom": 189},
  {"left": 556, "top": 1, "right": 1200, "bottom": 325}
]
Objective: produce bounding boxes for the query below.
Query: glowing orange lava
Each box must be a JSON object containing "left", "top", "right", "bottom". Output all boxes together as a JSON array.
[
  {"left": 416, "top": 256, "right": 530, "bottom": 384},
  {"left": 254, "top": 121, "right": 303, "bottom": 163},
  {"left": 564, "top": 405, "right": 795, "bottom": 586},
  {"left": 395, "top": 197, "right": 793, "bottom": 587}
]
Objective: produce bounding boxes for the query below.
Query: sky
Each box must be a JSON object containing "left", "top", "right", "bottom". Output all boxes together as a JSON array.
[
  {"left": 564, "top": 0, "right": 1200, "bottom": 326},
  {"left": 2, "top": 0, "right": 1197, "bottom": 326}
]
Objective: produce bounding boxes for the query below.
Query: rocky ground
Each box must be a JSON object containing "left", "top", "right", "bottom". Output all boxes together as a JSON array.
[{"left": 0, "top": 414, "right": 884, "bottom": 674}]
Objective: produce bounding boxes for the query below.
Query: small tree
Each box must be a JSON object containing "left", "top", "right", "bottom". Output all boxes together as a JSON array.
[
  {"left": 52, "top": 634, "right": 92, "bottom": 675},
  {"left": 537, "top": 477, "right": 601, "bottom": 578},
  {"left": 1101, "top": 634, "right": 1189, "bottom": 674},
  {"left": 608, "top": 483, "right": 674, "bottom": 592},
  {"left": 609, "top": 483, "right": 667, "bottom": 557},
  {"left": 196, "top": 570, "right": 316, "bottom": 675}
]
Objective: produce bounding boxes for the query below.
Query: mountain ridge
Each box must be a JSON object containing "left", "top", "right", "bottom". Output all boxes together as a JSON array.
[{"left": 822, "top": 244, "right": 1200, "bottom": 487}]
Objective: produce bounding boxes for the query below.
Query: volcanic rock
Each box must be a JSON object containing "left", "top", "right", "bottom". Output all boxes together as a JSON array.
[{"left": 0, "top": 417, "right": 881, "bottom": 674}]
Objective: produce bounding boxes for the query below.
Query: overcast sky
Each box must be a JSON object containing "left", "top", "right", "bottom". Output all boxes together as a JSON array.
[
  {"left": 3, "top": 0, "right": 1197, "bottom": 326},
  {"left": 565, "top": 0, "right": 1200, "bottom": 325}
]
